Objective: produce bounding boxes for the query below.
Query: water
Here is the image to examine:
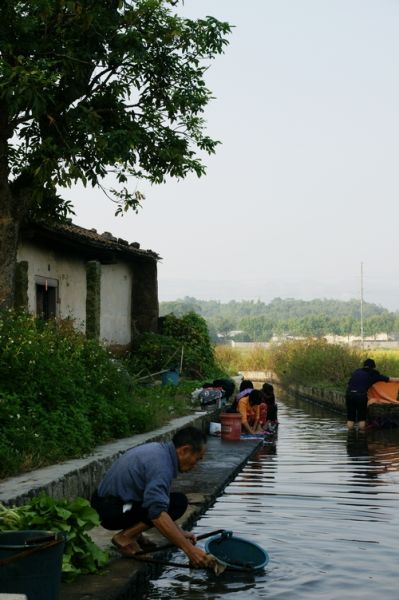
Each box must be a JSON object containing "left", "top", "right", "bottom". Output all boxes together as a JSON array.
[{"left": 137, "top": 391, "right": 399, "bottom": 599}]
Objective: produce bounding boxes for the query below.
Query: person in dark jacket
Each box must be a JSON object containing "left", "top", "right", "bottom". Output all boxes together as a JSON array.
[
  {"left": 91, "top": 426, "right": 210, "bottom": 566},
  {"left": 261, "top": 382, "right": 278, "bottom": 431},
  {"left": 345, "top": 358, "right": 399, "bottom": 430}
]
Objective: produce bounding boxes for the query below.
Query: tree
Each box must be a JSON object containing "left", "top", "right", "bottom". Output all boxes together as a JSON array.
[
  {"left": 239, "top": 315, "right": 274, "bottom": 342},
  {"left": 0, "top": 0, "right": 231, "bottom": 307},
  {"left": 160, "top": 298, "right": 203, "bottom": 317},
  {"left": 214, "top": 317, "right": 234, "bottom": 339}
]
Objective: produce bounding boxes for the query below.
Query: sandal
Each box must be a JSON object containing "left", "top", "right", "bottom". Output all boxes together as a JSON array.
[
  {"left": 111, "top": 537, "right": 141, "bottom": 558},
  {"left": 137, "top": 534, "right": 158, "bottom": 553}
]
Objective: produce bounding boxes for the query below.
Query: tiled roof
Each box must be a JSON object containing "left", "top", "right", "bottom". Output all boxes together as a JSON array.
[{"left": 26, "top": 220, "right": 160, "bottom": 261}]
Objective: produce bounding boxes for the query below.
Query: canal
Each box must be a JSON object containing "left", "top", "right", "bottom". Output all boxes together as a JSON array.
[{"left": 137, "top": 390, "right": 399, "bottom": 599}]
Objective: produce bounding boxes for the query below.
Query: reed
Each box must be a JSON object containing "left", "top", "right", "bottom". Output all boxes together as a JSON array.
[{"left": 215, "top": 340, "right": 399, "bottom": 390}]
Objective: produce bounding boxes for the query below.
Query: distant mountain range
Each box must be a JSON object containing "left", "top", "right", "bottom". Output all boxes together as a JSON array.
[{"left": 159, "top": 296, "right": 399, "bottom": 342}]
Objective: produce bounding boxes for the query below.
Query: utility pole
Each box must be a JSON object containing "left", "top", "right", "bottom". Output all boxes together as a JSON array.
[{"left": 360, "top": 262, "right": 364, "bottom": 350}]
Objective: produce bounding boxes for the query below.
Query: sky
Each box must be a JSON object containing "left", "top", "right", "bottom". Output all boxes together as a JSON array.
[{"left": 71, "top": 1, "right": 399, "bottom": 311}]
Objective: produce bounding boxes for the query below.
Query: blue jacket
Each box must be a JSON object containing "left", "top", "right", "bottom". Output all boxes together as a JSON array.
[
  {"left": 97, "top": 441, "right": 178, "bottom": 520},
  {"left": 347, "top": 367, "right": 389, "bottom": 394}
]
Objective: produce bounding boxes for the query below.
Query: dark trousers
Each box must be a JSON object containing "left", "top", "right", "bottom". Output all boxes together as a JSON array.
[
  {"left": 91, "top": 490, "right": 188, "bottom": 530},
  {"left": 345, "top": 390, "right": 368, "bottom": 422}
]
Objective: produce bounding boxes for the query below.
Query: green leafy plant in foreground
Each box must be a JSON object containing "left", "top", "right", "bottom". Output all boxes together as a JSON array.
[{"left": 0, "top": 495, "right": 108, "bottom": 580}]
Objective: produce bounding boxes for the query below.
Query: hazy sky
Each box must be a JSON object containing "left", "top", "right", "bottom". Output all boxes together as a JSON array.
[{"left": 71, "top": 1, "right": 399, "bottom": 310}]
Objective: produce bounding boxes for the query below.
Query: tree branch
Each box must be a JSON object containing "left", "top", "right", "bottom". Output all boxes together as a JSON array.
[{"left": 53, "top": 53, "right": 93, "bottom": 67}]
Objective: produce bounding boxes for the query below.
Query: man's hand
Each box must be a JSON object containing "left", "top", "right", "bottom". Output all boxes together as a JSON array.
[
  {"left": 153, "top": 512, "right": 208, "bottom": 567},
  {"left": 182, "top": 530, "right": 197, "bottom": 544},
  {"left": 185, "top": 544, "right": 211, "bottom": 568}
]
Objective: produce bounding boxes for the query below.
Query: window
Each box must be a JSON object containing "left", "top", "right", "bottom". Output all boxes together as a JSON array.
[{"left": 35, "top": 277, "right": 58, "bottom": 320}]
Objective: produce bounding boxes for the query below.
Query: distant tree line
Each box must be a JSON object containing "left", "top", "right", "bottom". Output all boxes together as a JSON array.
[{"left": 159, "top": 297, "right": 399, "bottom": 342}]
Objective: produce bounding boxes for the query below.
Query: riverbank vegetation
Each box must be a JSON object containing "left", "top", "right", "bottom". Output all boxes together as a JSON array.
[
  {"left": 216, "top": 339, "right": 399, "bottom": 390},
  {"left": 0, "top": 311, "right": 221, "bottom": 479},
  {"left": 4, "top": 305, "right": 399, "bottom": 481},
  {"left": 128, "top": 312, "right": 220, "bottom": 380},
  {"left": 161, "top": 296, "right": 399, "bottom": 341}
]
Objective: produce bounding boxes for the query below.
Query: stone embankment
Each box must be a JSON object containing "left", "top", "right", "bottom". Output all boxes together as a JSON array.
[
  {"left": 1, "top": 413, "right": 215, "bottom": 507},
  {"left": 1, "top": 409, "right": 263, "bottom": 600},
  {"left": 285, "top": 383, "right": 346, "bottom": 414}
]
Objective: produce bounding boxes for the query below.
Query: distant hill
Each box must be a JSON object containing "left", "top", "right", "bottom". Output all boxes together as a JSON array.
[{"left": 159, "top": 297, "right": 399, "bottom": 342}]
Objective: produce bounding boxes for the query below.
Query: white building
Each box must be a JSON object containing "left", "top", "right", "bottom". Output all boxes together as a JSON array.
[{"left": 16, "top": 220, "right": 160, "bottom": 348}]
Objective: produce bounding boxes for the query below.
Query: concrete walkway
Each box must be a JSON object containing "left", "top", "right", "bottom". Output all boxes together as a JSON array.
[
  {"left": 59, "top": 435, "right": 263, "bottom": 600},
  {"left": 0, "top": 413, "right": 215, "bottom": 507}
]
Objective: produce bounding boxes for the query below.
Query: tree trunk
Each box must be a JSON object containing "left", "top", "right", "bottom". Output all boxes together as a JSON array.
[
  {"left": 0, "top": 98, "right": 24, "bottom": 310},
  {"left": 0, "top": 159, "right": 19, "bottom": 309},
  {"left": 0, "top": 202, "right": 20, "bottom": 310},
  {"left": 0, "top": 96, "right": 19, "bottom": 309}
]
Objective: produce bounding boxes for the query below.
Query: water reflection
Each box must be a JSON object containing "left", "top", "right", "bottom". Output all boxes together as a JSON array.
[
  {"left": 136, "top": 391, "right": 399, "bottom": 600},
  {"left": 346, "top": 430, "right": 380, "bottom": 481},
  {"left": 347, "top": 428, "right": 399, "bottom": 482},
  {"left": 138, "top": 568, "right": 258, "bottom": 599}
]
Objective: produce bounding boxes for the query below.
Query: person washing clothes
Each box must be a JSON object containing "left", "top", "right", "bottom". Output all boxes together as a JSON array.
[
  {"left": 91, "top": 426, "right": 211, "bottom": 567},
  {"left": 237, "top": 389, "right": 265, "bottom": 434},
  {"left": 345, "top": 359, "right": 399, "bottom": 430},
  {"left": 261, "top": 382, "right": 279, "bottom": 432}
]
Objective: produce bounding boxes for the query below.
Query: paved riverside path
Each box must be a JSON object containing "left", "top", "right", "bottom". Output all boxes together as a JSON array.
[
  {"left": 0, "top": 414, "right": 215, "bottom": 507},
  {"left": 60, "top": 435, "right": 262, "bottom": 600}
]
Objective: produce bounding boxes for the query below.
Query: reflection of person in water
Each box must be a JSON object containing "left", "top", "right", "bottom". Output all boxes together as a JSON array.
[
  {"left": 346, "top": 430, "right": 379, "bottom": 481},
  {"left": 366, "top": 430, "right": 399, "bottom": 474},
  {"left": 346, "top": 430, "right": 369, "bottom": 457},
  {"left": 346, "top": 429, "right": 399, "bottom": 481},
  {"left": 345, "top": 358, "right": 399, "bottom": 430}
]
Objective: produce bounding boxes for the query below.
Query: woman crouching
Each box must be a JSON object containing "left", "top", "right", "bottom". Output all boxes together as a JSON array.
[{"left": 237, "top": 389, "right": 265, "bottom": 434}]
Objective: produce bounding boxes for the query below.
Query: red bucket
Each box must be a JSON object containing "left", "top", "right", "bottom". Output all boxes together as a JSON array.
[{"left": 220, "top": 413, "right": 242, "bottom": 441}]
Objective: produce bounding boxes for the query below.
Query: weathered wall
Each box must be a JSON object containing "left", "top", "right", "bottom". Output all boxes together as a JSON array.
[
  {"left": 17, "top": 240, "right": 87, "bottom": 332},
  {"left": 100, "top": 263, "right": 132, "bottom": 345},
  {"left": 17, "top": 240, "right": 159, "bottom": 345},
  {"left": 131, "top": 257, "right": 159, "bottom": 336}
]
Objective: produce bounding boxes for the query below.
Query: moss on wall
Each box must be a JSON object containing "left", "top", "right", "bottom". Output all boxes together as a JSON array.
[
  {"left": 131, "top": 258, "right": 159, "bottom": 339},
  {"left": 86, "top": 260, "right": 101, "bottom": 340},
  {"left": 14, "top": 261, "right": 29, "bottom": 310}
]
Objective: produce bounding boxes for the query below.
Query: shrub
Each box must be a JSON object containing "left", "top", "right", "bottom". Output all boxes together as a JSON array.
[
  {"left": 215, "top": 339, "right": 399, "bottom": 391},
  {"left": 242, "top": 345, "right": 272, "bottom": 370},
  {"left": 268, "top": 339, "right": 361, "bottom": 388},
  {"left": 367, "top": 350, "right": 399, "bottom": 377},
  {"left": 128, "top": 312, "right": 220, "bottom": 379},
  {"left": 0, "top": 311, "right": 193, "bottom": 479},
  {"left": 214, "top": 344, "right": 272, "bottom": 373},
  {"left": 214, "top": 345, "right": 243, "bottom": 374}
]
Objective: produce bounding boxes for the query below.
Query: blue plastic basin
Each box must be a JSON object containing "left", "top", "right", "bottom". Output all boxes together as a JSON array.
[
  {"left": 205, "top": 532, "right": 269, "bottom": 571},
  {"left": 161, "top": 369, "right": 179, "bottom": 385}
]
